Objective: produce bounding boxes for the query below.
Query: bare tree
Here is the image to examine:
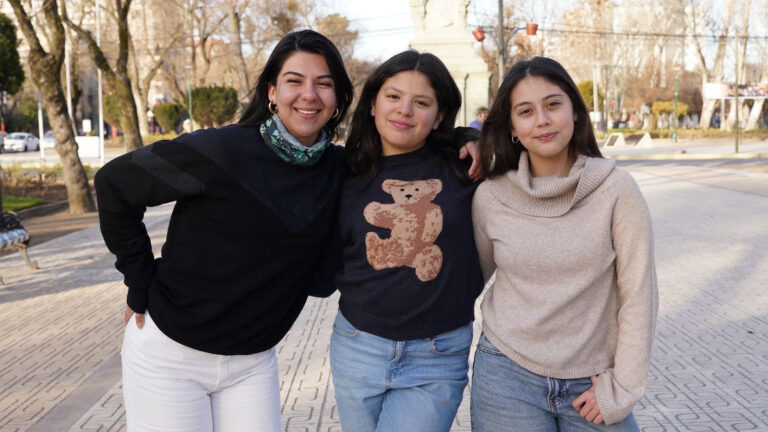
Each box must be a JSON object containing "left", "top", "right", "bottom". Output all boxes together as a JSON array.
[
  {"left": 63, "top": 0, "right": 143, "bottom": 150},
  {"left": 130, "top": 1, "right": 185, "bottom": 135},
  {"left": 220, "top": 0, "right": 254, "bottom": 100},
  {"left": 691, "top": 0, "right": 736, "bottom": 129},
  {"left": 723, "top": 0, "right": 750, "bottom": 130},
  {"left": 745, "top": 0, "right": 767, "bottom": 130},
  {"left": 7, "top": 0, "right": 95, "bottom": 214}
]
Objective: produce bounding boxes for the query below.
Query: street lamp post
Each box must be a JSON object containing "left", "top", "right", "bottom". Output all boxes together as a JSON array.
[
  {"left": 497, "top": 0, "right": 504, "bottom": 85},
  {"left": 96, "top": 0, "right": 105, "bottom": 165}
]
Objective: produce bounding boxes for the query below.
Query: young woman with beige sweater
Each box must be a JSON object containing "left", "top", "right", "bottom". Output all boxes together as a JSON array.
[{"left": 470, "top": 57, "right": 658, "bottom": 431}]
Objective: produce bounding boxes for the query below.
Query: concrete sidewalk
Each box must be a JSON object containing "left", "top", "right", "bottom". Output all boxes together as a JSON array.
[{"left": 1, "top": 162, "right": 768, "bottom": 431}]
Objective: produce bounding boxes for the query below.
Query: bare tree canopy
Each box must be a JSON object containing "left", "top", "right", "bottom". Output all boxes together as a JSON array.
[{"left": 6, "top": 0, "right": 95, "bottom": 214}]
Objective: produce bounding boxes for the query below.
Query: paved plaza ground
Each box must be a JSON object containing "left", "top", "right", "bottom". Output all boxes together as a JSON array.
[{"left": 1, "top": 151, "right": 767, "bottom": 431}]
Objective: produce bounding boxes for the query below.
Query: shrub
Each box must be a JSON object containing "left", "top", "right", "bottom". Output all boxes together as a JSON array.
[
  {"left": 153, "top": 103, "right": 185, "bottom": 133},
  {"left": 190, "top": 86, "right": 238, "bottom": 127},
  {"left": 651, "top": 101, "right": 689, "bottom": 116},
  {"left": 578, "top": 81, "right": 603, "bottom": 111}
]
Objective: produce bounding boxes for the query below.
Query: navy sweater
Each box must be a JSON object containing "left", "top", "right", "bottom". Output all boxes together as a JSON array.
[
  {"left": 95, "top": 125, "right": 345, "bottom": 355},
  {"left": 334, "top": 145, "right": 484, "bottom": 340}
]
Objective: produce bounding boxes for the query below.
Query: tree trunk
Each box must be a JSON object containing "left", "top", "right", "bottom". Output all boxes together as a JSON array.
[
  {"left": 229, "top": 7, "right": 250, "bottom": 100},
  {"left": 746, "top": 99, "right": 764, "bottom": 130},
  {"left": 63, "top": 0, "right": 143, "bottom": 151},
  {"left": 113, "top": 77, "right": 142, "bottom": 151},
  {"left": 134, "top": 86, "right": 150, "bottom": 136},
  {"left": 700, "top": 98, "right": 718, "bottom": 130},
  {"left": 8, "top": 0, "right": 95, "bottom": 214}
]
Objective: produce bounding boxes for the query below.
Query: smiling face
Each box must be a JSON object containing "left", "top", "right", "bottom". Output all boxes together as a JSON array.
[
  {"left": 372, "top": 70, "right": 444, "bottom": 156},
  {"left": 268, "top": 52, "right": 337, "bottom": 146},
  {"left": 509, "top": 76, "right": 576, "bottom": 176}
]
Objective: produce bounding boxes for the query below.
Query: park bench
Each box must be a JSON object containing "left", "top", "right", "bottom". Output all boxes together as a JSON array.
[{"left": 0, "top": 211, "right": 38, "bottom": 283}]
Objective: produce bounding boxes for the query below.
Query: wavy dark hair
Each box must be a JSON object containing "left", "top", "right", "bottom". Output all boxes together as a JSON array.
[
  {"left": 479, "top": 56, "right": 602, "bottom": 177},
  {"left": 237, "top": 30, "right": 353, "bottom": 140},
  {"left": 345, "top": 50, "right": 470, "bottom": 183}
]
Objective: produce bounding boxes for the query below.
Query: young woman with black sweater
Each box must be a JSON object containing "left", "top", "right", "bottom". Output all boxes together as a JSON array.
[
  {"left": 325, "top": 51, "right": 485, "bottom": 432},
  {"left": 95, "top": 30, "right": 353, "bottom": 431}
]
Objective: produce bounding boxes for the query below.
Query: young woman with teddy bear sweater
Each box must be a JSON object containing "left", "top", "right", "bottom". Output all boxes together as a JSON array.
[{"left": 324, "top": 50, "right": 485, "bottom": 432}]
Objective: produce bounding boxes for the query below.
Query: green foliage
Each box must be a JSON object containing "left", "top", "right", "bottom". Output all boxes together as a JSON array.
[
  {"left": 153, "top": 103, "right": 185, "bottom": 132},
  {"left": 2, "top": 195, "right": 45, "bottom": 211},
  {"left": 651, "top": 101, "right": 689, "bottom": 116},
  {"left": 0, "top": 13, "right": 24, "bottom": 95},
  {"left": 103, "top": 94, "right": 120, "bottom": 126},
  {"left": 577, "top": 81, "right": 603, "bottom": 111},
  {"left": 14, "top": 96, "right": 39, "bottom": 131},
  {"left": 190, "top": 86, "right": 238, "bottom": 128}
]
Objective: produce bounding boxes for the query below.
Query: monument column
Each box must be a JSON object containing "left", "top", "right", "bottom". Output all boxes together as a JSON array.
[{"left": 409, "top": 0, "right": 491, "bottom": 126}]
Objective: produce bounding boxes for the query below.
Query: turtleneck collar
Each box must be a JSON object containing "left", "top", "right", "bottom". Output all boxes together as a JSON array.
[{"left": 486, "top": 151, "right": 615, "bottom": 217}]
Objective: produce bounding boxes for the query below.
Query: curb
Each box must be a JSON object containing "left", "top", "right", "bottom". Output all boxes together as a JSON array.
[
  {"left": 607, "top": 152, "right": 768, "bottom": 161},
  {"left": 16, "top": 201, "right": 69, "bottom": 220}
]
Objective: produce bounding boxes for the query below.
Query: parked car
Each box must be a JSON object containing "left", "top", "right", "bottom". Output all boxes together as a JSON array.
[
  {"left": 41, "top": 130, "right": 56, "bottom": 149},
  {"left": 3, "top": 132, "right": 40, "bottom": 152},
  {"left": 0, "top": 131, "right": 5, "bottom": 153}
]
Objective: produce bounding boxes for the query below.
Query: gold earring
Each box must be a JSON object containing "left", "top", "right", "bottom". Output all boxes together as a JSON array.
[
  {"left": 268, "top": 100, "right": 278, "bottom": 114},
  {"left": 332, "top": 107, "right": 340, "bottom": 119}
]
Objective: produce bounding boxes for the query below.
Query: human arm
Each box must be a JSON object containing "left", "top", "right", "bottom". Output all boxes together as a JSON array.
[
  {"left": 471, "top": 186, "right": 497, "bottom": 284},
  {"left": 454, "top": 126, "right": 482, "bottom": 181},
  {"left": 95, "top": 140, "right": 206, "bottom": 316},
  {"left": 590, "top": 174, "right": 659, "bottom": 425}
]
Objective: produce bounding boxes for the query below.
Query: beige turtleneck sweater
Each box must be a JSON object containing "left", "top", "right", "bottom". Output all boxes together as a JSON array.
[{"left": 472, "top": 152, "right": 658, "bottom": 425}]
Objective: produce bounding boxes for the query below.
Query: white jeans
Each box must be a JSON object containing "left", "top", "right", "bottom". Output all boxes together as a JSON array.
[{"left": 121, "top": 313, "right": 281, "bottom": 432}]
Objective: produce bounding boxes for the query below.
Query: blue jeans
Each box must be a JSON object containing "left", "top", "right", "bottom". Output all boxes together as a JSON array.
[
  {"left": 471, "top": 333, "right": 640, "bottom": 432},
  {"left": 330, "top": 312, "right": 472, "bottom": 432}
]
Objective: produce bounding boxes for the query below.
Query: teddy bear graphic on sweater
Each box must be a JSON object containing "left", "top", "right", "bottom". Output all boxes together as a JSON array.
[{"left": 364, "top": 179, "right": 444, "bottom": 282}]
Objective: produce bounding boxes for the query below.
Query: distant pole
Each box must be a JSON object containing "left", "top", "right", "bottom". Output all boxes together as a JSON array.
[
  {"left": 1, "top": 90, "right": 6, "bottom": 133},
  {"left": 38, "top": 91, "right": 44, "bottom": 161},
  {"left": 64, "top": 30, "right": 73, "bottom": 126},
  {"left": 497, "top": 0, "right": 504, "bottom": 86},
  {"left": 187, "top": 76, "right": 194, "bottom": 131},
  {"left": 673, "top": 75, "right": 678, "bottom": 143},
  {"left": 734, "top": 28, "right": 739, "bottom": 153},
  {"left": 97, "top": 0, "right": 105, "bottom": 164}
]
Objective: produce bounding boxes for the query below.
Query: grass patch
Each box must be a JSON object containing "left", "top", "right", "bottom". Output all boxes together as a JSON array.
[{"left": 3, "top": 195, "right": 46, "bottom": 212}]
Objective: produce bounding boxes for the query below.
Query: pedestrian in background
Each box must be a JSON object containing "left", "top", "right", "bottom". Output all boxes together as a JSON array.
[
  {"left": 471, "top": 56, "right": 658, "bottom": 431},
  {"left": 469, "top": 106, "right": 488, "bottom": 130},
  {"left": 95, "top": 30, "right": 353, "bottom": 431}
]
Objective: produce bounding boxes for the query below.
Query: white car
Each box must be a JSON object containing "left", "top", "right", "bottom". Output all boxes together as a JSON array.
[
  {"left": 41, "top": 130, "right": 56, "bottom": 149},
  {"left": 3, "top": 132, "right": 40, "bottom": 152}
]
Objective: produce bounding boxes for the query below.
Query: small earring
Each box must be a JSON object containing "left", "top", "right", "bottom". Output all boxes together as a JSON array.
[
  {"left": 510, "top": 135, "right": 519, "bottom": 145},
  {"left": 489, "top": 153, "right": 497, "bottom": 171},
  {"left": 268, "top": 100, "right": 278, "bottom": 114},
  {"left": 332, "top": 107, "right": 340, "bottom": 119}
]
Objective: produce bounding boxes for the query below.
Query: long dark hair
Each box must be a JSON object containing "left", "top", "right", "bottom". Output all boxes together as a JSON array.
[
  {"left": 238, "top": 30, "right": 353, "bottom": 140},
  {"left": 479, "top": 56, "right": 602, "bottom": 177},
  {"left": 345, "top": 50, "right": 469, "bottom": 183}
]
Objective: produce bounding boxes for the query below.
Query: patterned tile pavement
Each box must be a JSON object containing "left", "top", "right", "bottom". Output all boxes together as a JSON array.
[{"left": 0, "top": 161, "right": 766, "bottom": 431}]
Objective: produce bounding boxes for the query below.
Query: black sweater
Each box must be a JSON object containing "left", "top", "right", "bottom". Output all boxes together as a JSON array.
[
  {"left": 95, "top": 125, "right": 345, "bottom": 355},
  {"left": 334, "top": 146, "right": 484, "bottom": 340}
]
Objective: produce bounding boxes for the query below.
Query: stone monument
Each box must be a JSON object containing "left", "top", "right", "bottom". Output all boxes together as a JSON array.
[{"left": 409, "top": 0, "right": 491, "bottom": 127}]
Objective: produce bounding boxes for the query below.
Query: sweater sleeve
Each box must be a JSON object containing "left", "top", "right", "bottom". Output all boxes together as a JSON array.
[
  {"left": 95, "top": 140, "right": 206, "bottom": 313},
  {"left": 472, "top": 185, "right": 497, "bottom": 284},
  {"left": 596, "top": 173, "right": 659, "bottom": 424}
]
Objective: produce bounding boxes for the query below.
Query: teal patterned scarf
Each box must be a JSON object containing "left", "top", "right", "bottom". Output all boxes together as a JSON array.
[{"left": 260, "top": 114, "right": 331, "bottom": 166}]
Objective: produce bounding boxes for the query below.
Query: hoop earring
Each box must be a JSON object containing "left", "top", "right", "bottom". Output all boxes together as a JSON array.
[
  {"left": 332, "top": 107, "right": 340, "bottom": 119},
  {"left": 510, "top": 135, "right": 519, "bottom": 145},
  {"left": 268, "top": 100, "right": 278, "bottom": 114}
]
